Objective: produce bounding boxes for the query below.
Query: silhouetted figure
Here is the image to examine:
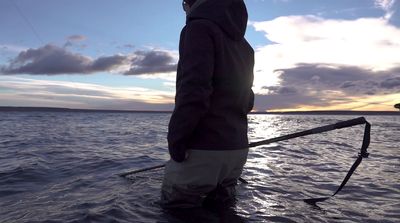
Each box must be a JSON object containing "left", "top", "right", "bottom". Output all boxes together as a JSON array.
[
  {"left": 160, "top": 0, "right": 254, "bottom": 218},
  {"left": 395, "top": 103, "right": 400, "bottom": 111}
]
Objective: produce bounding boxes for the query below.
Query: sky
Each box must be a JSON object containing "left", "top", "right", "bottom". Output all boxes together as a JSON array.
[{"left": 0, "top": 0, "right": 399, "bottom": 111}]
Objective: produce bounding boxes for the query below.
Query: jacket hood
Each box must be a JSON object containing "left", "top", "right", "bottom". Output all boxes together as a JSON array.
[{"left": 187, "top": 0, "right": 248, "bottom": 40}]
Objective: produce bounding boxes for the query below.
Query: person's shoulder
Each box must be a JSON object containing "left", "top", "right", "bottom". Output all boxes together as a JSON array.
[{"left": 186, "top": 19, "right": 219, "bottom": 33}]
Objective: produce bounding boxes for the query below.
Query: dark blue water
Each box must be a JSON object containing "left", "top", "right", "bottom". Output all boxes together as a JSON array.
[{"left": 0, "top": 112, "right": 399, "bottom": 222}]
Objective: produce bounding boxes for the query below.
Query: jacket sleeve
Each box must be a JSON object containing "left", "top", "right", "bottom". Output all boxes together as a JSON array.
[
  {"left": 167, "top": 21, "right": 215, "bottom": 162},
  {"left": 248, "top": 89, "right": 254, "bottom": 113}
]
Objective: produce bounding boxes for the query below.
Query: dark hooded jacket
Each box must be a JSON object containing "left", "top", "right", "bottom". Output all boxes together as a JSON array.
[{"left": 168, "top": 0, "right": 254, "bottom": 162}]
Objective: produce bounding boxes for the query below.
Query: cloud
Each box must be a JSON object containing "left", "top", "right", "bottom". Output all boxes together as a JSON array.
[
  {"left": 63, "top": 35, "right": 87, "bottom": 48},
  {"left": 125, "top": 50, "right": 177, "bottom": 75},
  {"left": 67, "top": 35, "right": 87, "bottom": 42},
  {"left": 0, "top": 44, "right": 130, "bottom": 75},
  {"left": 380, "top": 76, "right": 400, "bottom": 89},
  {"left": 374, "top": 0, "right": 397, "bottom": 19},
  {"left": 0, "top": 44, "right": 28, "bottom": 53},
  {"left": 253, "top": 63, "right": 400, "bottom": 111},
  {"left": 249, "top": 14, "right": 400, "bottom": 110},
  {"left": 1, "top": 45, "right": 94, "bottom": 74},
  {"left": 0, "top": 76, "right": 174, "bottom": 110},
  {"left": 91, "top": 55, "right": 128, "bottom": 72},
  {"left": 0, "top": 44, "right": 178, "bottom": 76},
  {"left": 252, "top": 15, "right": 400, "bottom": 73},
  {"left": 252, "top": 16, "right": 400, "bottom": 91},
  {"left": 277, "top": 64, "right": 400, "bottom": 93},
  {"left": 118, "top": 44, "right": 135, "bottom": 49},
  {"left": 262, "top": 85, "right": 298, "bottom": 95},
  {"left": 255, "top": 91, "right": 329, "bottom": 111}
]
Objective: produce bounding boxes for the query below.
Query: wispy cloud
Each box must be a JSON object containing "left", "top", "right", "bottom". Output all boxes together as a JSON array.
[
  {"left": 0, "top": 76, "right": 174, "bottom": 110},
  {"left": 374, "top": 0, "right": 397, "bottom": 19},
  {"left": 0, "top": 44, "right": 28, "bottom": 53},
  {"left": 64, "top": 35, "right": 88, "bottom": 48},
  {"left": 66, "top": 35, "right": 87, "bottom": 42}
]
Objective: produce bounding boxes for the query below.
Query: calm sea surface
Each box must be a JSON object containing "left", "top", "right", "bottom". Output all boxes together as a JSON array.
[{"left": 0, "top": 112, "right": 399, "bottom": 223}]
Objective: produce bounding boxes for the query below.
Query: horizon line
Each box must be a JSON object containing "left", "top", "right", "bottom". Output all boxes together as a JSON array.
[{"left": 0, "top": 106, "right": 399, "bottom": 115}]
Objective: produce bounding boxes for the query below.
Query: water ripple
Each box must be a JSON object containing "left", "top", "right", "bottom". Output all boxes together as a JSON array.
[{"left": 0, "top": 112, "right": 399, "bottom": 222}]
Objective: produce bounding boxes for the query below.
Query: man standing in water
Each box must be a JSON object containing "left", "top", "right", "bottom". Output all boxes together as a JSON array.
[{"left": 161, "top": 0, "right": 254, "bottom": 209}]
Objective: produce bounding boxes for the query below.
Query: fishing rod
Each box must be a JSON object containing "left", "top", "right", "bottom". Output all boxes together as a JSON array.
[
  {"left": 120, "top": 117, "right": 371, "bottom": 204},
  {"left": 119, "top": 163, "right": 249, "bottom": 184}
]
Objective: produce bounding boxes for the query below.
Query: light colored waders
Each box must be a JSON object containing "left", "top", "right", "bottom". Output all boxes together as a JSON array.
[{"left": 161, "top": 148, "right": 248, "bottom": 208}]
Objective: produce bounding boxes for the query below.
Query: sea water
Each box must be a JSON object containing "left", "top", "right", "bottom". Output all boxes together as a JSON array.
[{"left": 0, "top": 112, "right": 399, "bottom": 222}]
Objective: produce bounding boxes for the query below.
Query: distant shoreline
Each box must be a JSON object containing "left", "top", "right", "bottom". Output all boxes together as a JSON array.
[
  {"left": 0, "top": 106, "right": 171, "bottom": 114},
  {"left": 0, "top": 106, "right": 399, "bottom": 116}
]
